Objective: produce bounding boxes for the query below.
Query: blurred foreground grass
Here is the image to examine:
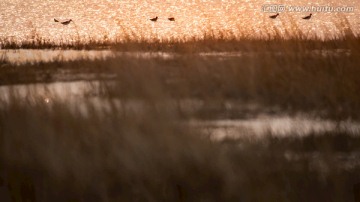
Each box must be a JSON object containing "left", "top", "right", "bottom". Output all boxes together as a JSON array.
[
  {"left": 0, "top": 35, "right": 360, "bottom": 201},
  {"left": 1, "top": 97, "right": 360, "bottom": 201},
  {"left": 1, "top": 37, "right": 359, "bottom": 119}
]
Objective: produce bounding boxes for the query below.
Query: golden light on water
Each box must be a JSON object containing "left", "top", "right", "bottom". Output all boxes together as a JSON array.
[{"left": 0, "top": 0, "right": 359, "bottom": 44}]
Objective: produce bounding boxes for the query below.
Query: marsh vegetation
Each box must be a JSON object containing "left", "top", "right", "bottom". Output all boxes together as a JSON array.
[{"left": 0, "top": 14, "right": 360, "bottom": 201}]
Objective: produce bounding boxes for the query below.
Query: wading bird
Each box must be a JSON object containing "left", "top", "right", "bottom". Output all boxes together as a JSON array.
[
  {"left": 269, "top": 13, "right": 279, "bottom": 19},
  {"left": 60, "top": 19, "right": 73, "bottom": 25},
  {"left": 302, "top": 13, "right": 312, "bottom": 20},
  {"left": 150, "top": 16, "right": 158, "bottom": 22},
  {"left": 168, "top": 17, "right": 175, "bottom": 21}
]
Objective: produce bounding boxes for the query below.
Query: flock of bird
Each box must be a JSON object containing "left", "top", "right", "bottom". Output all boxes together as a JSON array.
[
  {"left": 54, "top": 18, "right": 73, "bottom": 25},
  {"left": 269, "top": 13, "right": 312, "bottom": 20},
  {"left": 53, "top": 16, "right": 174, "bottom": 25},
  {"left": 152, "top": 14, "right": 312, "bottom": 22},
  {"left": 53, "top": 13, "right": 311, "bottom": 26},
  {"left": 150, "top": 16, "right": 175, "bottom": 22},
  {"left": 151, "top": 14, "right": 312, "bottom": 22}
]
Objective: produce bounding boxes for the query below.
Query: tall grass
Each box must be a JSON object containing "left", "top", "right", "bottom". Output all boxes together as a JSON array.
[
  {"left": 1, "top": 35, "right": 359, "bottom": 51},
  {"left": 1, "top": 43, "right": 359, "bottom": 119},
  {"left": 1, "top": 89, "right": 360, "bottom": 201},
  {"left": 0, "top": 16, "right": 358, "bottom": 50},
  {"left": 1, "top": 17, "right": 360, "bottom": 201}
]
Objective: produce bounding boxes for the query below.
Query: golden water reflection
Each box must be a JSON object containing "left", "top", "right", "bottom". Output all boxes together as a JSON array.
[
  {"left": 1, "top": 81, "right": 359, "bottom": 139},
  {"left": 0, "top": 0, "right": 359, "bottom": 44}
]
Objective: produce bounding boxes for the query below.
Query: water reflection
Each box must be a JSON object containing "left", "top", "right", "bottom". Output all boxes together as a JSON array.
[
  {"left": 0, "top": 49, "right": 115, "bottom": 65},
  {"left": 0, "top": 49, "right": 181, "bottom": 65},
  {"left": 0, "top": 0, "right": 358, "bottom": 44},
  {"left": 194, "top": 118, "right": 360, "bottom": 140},
  {"left": 0, "top": 80, "right": 359, "bottom": 139},
  {"left": 0, "top": 49, "right": 351, "bottom": 65}
]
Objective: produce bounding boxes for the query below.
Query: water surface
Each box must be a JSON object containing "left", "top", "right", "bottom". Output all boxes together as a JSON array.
[
  {"left": 1, "top": 81, "right": 359, "bottom": 139},
  {"left": 0, "top": 48, "right": 352, "bottom": 65},
  {"left": 0, "top": 0, "right": 359, "bottom": 44}
]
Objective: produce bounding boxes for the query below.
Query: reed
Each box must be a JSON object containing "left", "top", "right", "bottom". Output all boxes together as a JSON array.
[
  {"left": 1, "top": 92, "right": 360, "bottom": 201},
  {"left": 0, "top": 22, "right": 358, "bottom": 50},
  {"left": 0, "top": 41, "right": 359, "bottom": 119},
  {"left": 0, "top": 17, "right": 359, "bottom": 201}
]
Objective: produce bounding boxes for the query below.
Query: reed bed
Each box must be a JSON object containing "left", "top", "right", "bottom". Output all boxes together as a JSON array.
[
  {"left": 1, "top": 35, "right": 359, "bottom": 52},
  {"left": 1, "top": 17, "right": 360, "bottom": 201},
  {"left": 1, "top": 91, "right": 360, "bottom": 201},
  {"left": 0, "top": 42, "right": 359, "bottom": 119},
  {"left": 0, "top": 16, "right": 358, "bottom": 51}
]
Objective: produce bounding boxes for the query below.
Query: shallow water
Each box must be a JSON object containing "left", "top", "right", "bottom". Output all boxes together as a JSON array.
[
  {"left": 0, "top": 49, "right": 352, "bottom": 65},
  {"left": 1, "top": 81, "right": 359, "bottom": 139},
  {"left": 0, "top": 49, "right": 180, "bottom": 64},
  {"left": 0, "top": 0, "right": 359, "bottom": 44},
  {"left": 0, "top": 49, "right": 115, "bottom": 65},
  {"left": 195, "top": 118, "right": 360, "bottom": 140}
]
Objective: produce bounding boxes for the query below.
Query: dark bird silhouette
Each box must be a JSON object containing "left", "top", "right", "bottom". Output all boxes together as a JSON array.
[
  {"left": 168, "top": 17, "right": 175, "bottom": 21},
  {"left": 150, "top": 16, "right": 158, "bottom": 22},
  {"left": 61, "top": 19, "right": 73, "bottom": 25},
  {"left": 302, "top": 13, "right": 312, "bottom": 20},
  {"left": 54, "top": 18, "right": 59, "bottom": 22},
  {"left": 269, "top": 13, "right": 279, "bottom": 19}
]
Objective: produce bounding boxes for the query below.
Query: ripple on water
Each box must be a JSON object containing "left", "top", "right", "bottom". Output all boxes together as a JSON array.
[
  {"left": 0, "top": 81, "right": 359, "bottom": 138},
  {"left": 0, "top": 0, "right": 359, "bottom": 43}
]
